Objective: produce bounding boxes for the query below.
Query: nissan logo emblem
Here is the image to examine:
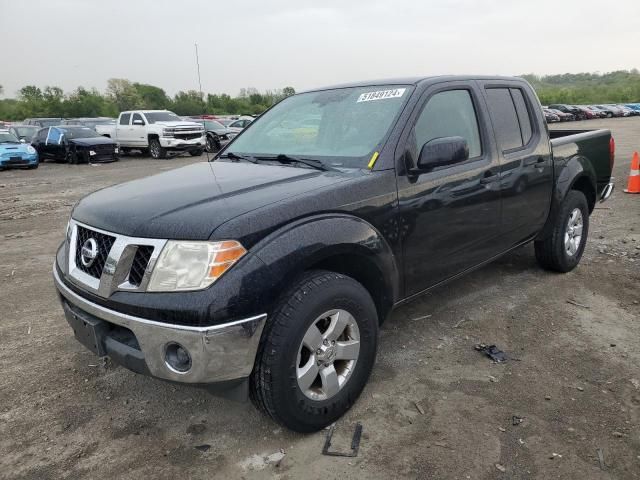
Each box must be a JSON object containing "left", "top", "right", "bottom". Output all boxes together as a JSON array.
[{"left": 80, "top": 238, "right": 98, "bottom": 267}]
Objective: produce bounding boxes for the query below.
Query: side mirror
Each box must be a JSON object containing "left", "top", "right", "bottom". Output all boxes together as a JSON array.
[
  {"left": 133, "top": 119, "right": 144, "bottom": 126},
  {"left": 414, "top": 136, "right": 469, "bottom": 173}
]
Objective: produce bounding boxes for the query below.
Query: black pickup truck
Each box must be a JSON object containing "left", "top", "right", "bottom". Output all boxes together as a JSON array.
[{"left": 53, "top": 76, "right": 614, "bottom": 432}]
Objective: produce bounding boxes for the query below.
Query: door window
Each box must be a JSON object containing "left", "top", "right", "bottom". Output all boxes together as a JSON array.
[
  {"left": 119, "top": 113, "right": 131, "bottom": 125},
  {"left": 413, "top": 90, "right": 482, "bottom": 160},
  {"left": 486, "top": 87, "right": 535, "bottom": 152},
  {"left": 132, "top": 113, "right": 145, "bottom": 125}
]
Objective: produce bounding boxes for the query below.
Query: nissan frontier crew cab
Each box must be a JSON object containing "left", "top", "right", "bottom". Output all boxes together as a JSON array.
[
  {"left": 95, "top": 110, "right": 205, "bottom": 158},
  {"left": 54, "top": 76, "right": 615, "bottom": 432}
]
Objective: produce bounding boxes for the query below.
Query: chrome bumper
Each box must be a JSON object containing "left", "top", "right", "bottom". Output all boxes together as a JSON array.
[
  {"left": 53, "top": 265, "right": 267, "bottom": 384},
  {"left": 600, "top": 180, "right": 614, "bottom": 202}
]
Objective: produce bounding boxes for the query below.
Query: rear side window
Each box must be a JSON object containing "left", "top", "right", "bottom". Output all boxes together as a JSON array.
[
  {"left": 119, "top": 113, "right": 131, "bottom": 125},
  {"left": 413, "top": 89, "right": 482, "bottom": 159},
  {"left": 485, "top": 88, "right": 522, "bottom": 151},
  {"left": 510, "top": 88, "right": 532, "bottom": 145}
]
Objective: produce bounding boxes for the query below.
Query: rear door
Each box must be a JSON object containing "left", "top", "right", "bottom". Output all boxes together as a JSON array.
[
  {"left": 396, "top": 82, "right": 503, "bottom": 296},
  {"left": 479, "top": 82, "right": 552, "bottom": 247}
]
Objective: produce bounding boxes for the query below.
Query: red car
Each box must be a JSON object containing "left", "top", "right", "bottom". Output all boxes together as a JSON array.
[{"left": 574, "top": 106, "right": 598, "bottom": 119}]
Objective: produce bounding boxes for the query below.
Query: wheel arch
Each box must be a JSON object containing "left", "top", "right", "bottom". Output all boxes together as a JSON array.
[{"left": 252, "top": 214, "right": 400, "bottom": 324}]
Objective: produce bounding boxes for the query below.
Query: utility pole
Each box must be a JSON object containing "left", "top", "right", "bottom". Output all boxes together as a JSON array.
[{"left": 194, "top": 43, "right": 203, "bottom": 101}]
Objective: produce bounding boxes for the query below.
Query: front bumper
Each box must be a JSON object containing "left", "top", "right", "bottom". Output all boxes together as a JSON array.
[
  {"left": 159, "top": 135, "right": 206, "bottom": 150},
  {"left": 0, "top": 154, "right": 38, "bottom": 167},
  {"left": 53, "top": 265, "right": 267, "bottom": 384}
]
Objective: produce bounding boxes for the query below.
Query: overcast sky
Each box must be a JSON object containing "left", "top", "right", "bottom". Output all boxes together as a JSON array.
[{"left": 2, "top": 0, "right": 638, "bottom": 98}]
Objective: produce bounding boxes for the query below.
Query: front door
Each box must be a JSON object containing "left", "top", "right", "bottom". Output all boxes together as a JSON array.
[{"left": 396, "top": 83, "right": 503, "bottom": 297}]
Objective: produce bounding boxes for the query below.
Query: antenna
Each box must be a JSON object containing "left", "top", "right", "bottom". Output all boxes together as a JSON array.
[{"left": 195, "top": 42, "right": 211, "bottom": 162}]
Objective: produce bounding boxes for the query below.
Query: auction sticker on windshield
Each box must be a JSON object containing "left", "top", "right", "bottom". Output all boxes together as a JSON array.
[{"left": 357, "top": 88, "right": 406, "bottom": 103}]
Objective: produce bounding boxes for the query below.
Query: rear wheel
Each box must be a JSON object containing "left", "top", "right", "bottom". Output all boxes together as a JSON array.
[
  {"left": 535, "top": 190, "right": 589, "bottom": 272},
  {"left": 149, "top": 138, "right": 166, "bottom": 159},
  {"left": 250, "top": 270, "right": 378, "bottom": 432}
]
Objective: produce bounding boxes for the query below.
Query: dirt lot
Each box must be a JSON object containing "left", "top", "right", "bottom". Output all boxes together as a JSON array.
[{"left": 1, "top": 118, "right": 639, "bottom": 479}]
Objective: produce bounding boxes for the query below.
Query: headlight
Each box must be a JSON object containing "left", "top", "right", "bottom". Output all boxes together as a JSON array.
[
  {"left": 114, "top": 146, "right": 119, "bottom": 153},
  {"left": 27, "top": 146, "right": 36, "bottom": 154},
  {"left": 162, "top": 129, "right": 174, "bottom": 137},
  {"left": 89, "top": 150, "right": 96, "bottom": 156},
  {"left": 147, "top": 240, "right": 246, "bottom": 292}
]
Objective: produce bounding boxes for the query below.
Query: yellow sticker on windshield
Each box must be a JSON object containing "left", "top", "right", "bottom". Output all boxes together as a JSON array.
[{"left": 368, "top": 151, "right": 379, "bottom": 169}]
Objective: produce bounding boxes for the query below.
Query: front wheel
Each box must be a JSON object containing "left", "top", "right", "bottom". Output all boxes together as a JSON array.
[
  {"left": 250, "top": 271, "right": 378, "bottom": 432},
  {"left": 149, "top": 138, "right": 166, "bottom": 159},
  {"left": 535, "top": 190, "right": 589, "bottom": 272},
  {"left": 206, "top": 136, "right": 220, "bottom": 153},
  {"left": 189, "top": 148, "right": 204, "bottom": 157}
]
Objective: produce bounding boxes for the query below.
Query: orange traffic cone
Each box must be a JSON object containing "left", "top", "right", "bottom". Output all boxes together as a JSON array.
[{"left": 624, "top": 152, "right": 640, "bottom": 194}]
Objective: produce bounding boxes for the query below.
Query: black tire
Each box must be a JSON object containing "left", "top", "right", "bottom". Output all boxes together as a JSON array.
[
  {"left": 535, "top": 190, "right": 589, "bottom": 273},
  {"left": 149, "top": 138, "right": 166, "bottom": 159},
  {"left": 250, "top": 270, "right": 378, "bottom": 433},
  {"left": 206, "top": 135, "right": 220, "bottom": 153},
  {"left": 28, "top": 163, "right": 38, "bottom": 169},
  {"left": 189, "top": 148, "right": 204, "bottom": 157}
]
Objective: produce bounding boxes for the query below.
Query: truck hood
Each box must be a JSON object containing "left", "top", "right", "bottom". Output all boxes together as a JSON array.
[
  {"left": 153, "top": 121, "right": 202, "bottom": 128},
  {"left": 69, "top": 137, "right": 116, "bottom": 147},
  {"left": 72, "top": 161, "right": 352, "bottom": 240}
]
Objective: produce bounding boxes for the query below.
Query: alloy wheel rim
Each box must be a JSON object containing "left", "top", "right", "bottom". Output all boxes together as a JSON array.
[
  {"left": 564, "top": 208, "right": 583, "bottom": 256},
  {"left": 150, "top": 142, "right": 159, "bottom": 157},
  {"left": 296, "top": 309, "right": 360, "bottom": 401}
]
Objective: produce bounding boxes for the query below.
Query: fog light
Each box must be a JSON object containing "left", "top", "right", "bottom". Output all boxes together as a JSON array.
[{"left": 164, "top": 342, "right": 192, "bottom": 373}]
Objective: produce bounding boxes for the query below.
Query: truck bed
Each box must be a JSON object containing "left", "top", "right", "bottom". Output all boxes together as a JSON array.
[{"left": 550, "top": 128, "right": 614, "bottom": 191}]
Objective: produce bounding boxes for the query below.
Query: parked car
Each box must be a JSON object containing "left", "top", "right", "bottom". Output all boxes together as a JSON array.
[
  {"left": 228, "top": 117, "right": 253, "bottom": 132},
  {"left": 0, "top": 130, "right": 39, "bottom": 169},
  {"left": 542, "top": 108, "right": 561, "bottom": 123},
  {"left": 595, "top": 105, "right": 624, "bottom": 117},
  {"left": 8, "top": 125, "right": 40, "bottom": 143},
  {"left": 582, "top": 106, "right": 607, "bottom": 118},
  {"left": 590, "top": 105, "right": 615, "bottom": 118},
  {"left": 95, "top": 110, "right": 205, "bottom": 159},
  {"left": 573, "top": 106, "right": 599, "bottom": 119},
  {"left": 548, "top": 108, "right": 574, "bottom": 121},
  {"left": 61, "top": 117, "right": 116, "bottom": 129},
  {"left": 192, "top": 119, "right": 236, "bottom": 152},
  {"left": 32, "top": 126, "right": 119, "bottom": 164},
  {"left": 625, "top": 104, "right": 640, "bottom": 112},
  {"left": 615, "top": 105, "right": 639, "bottom": 116},
  {"left": 548, "top": 104, "right": 585, "bottom": 120},
  {"left": 53, "top": 76, "right": 614, "bottom": 432},
  {"left": 23, "top": 118, "right": 63, "bottom": 127}
]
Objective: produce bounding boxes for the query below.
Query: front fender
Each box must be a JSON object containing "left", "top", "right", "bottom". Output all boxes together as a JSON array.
[{"left": 252, "top": 213, "right": 401, "bottom": 310}]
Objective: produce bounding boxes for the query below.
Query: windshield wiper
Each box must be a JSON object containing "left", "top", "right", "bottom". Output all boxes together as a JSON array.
[
  {"left": 217, "top": 151, "right": 258, "bottom": 163},
  {"left": 256, "top": 154, "right": 335, "bottom": 172}
]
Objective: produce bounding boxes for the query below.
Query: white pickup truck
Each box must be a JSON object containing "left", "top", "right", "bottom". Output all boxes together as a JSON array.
[{"left": 95, "top": 110, "right": 206, "bottom": 159}]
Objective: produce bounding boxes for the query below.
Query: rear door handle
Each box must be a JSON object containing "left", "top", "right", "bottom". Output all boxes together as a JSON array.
[
  {"left": 524, "top": 156, "right": 545, "bottom": 166},
  {"left": 480, "top": 171, "right": 500, "bottom": 184}
]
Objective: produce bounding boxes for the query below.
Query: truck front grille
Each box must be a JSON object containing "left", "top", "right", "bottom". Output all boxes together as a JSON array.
[
  {"left": 75, "top": 226, "right": 116, "bottom": 279},
  {"left": 174, "top": 133, "right": 202, "bottom": 141},
  {"left": 129, "top": 245, "right": 154, "bottom": 287},
  {"left": 67, "top": 220, "right": 166, "bottom": 297}
]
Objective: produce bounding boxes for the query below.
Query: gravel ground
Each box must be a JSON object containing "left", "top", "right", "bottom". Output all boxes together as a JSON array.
[{"left": 0, "top": 118, "right": 639, "bottom": 479}]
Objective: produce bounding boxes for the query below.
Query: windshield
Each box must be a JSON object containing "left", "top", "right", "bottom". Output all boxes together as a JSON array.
[
  {"left": 14, "top": 126, "right": 38, "bottom": 137},
  {"left": 0, "top": 132, "right": 20, "bottom": 143},
  {"left": 59, "top": 127, "right": 98, "bottom": 139},
  {"left": 217, "top": 119, "right": 233, "bottom": 126},
  {"left": 202, "top": 120, "right": 225, "bottom": 130},
  {"left": 144, "top": 111, "right": 182, "bottom": 123},
  {"left": 38, "top": 119, "right": 62, "bottom": 127},
  {"left": 227, "top": 85, "right": 411, "bottom": 168}
]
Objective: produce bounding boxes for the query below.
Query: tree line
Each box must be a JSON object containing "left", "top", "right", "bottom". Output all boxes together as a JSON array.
[
  {"left": 0, "top": 79, "right": 296, "bottom": 120},
  {"left": 1, "top": 70, "right": 639, "bottom": 121},
  {"left": 522, "top": 69, "right": 640, "bottom": 105}
]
